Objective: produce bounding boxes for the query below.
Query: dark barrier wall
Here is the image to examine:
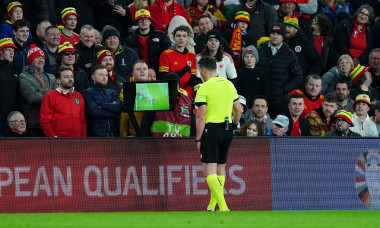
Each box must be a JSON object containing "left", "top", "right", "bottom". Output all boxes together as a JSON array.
[{"left": 0, "top": 138, "right": 376, "bottom": 213}]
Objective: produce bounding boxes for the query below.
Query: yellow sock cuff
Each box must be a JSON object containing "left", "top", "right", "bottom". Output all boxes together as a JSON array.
[{"left": 206, "top": 174, "right": 218, "bottom": 183}]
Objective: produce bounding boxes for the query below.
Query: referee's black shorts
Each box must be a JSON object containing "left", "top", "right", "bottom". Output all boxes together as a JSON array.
[{"left": 200, "top": 123, "right": 233, "bottom": 164}]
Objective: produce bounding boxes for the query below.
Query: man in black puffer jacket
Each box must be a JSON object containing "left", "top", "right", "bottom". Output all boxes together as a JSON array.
[{"left": 257, "top": 22, "right": 303, "bottom": 118}]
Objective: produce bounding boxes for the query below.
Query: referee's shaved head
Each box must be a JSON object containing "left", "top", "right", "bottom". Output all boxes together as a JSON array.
[{"left": 198, "top": 56, "right": 216, "bottom": 72}]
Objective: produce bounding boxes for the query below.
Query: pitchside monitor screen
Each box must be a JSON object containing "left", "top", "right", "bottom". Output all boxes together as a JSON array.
[{"left": 123, "top": 80, "right": 177, "bottom": 112}]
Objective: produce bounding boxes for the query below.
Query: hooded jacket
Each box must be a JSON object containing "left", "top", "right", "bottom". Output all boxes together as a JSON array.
[
  {"left": 19, "top": 65, "right": 57, "bottom": 128},
  {"left": 125, "top": 26, "right": 171, "bottom": 72}
]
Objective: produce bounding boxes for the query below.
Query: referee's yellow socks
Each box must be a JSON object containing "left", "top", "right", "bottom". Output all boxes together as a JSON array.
[
  {"left": 206, "top": 174, "right": 228, "bottom": 211},
  {"left": 207, "top": 175, "right": 225, "bottom": 211}
]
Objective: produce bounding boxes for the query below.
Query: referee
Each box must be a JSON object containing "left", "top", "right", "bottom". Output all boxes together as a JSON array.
[{"left": 195, "top": 56, "right": 241, "bottom": 212}]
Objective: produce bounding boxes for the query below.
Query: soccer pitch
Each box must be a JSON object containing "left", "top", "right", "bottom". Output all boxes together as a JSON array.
[
  {"left": 1, "top": 211, "right": 380, "bottom": 228},
  {"left": 135, "top": 83, "right": 169, "bottom": 111}
]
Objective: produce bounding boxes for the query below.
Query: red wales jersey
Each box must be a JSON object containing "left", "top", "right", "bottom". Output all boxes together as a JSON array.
[{"left": 159, "top": 48, "right": 197, "bottom": 97}]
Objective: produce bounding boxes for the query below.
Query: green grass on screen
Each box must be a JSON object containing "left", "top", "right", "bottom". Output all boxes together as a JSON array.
[{"left": 1, "top": 211, "right": 380, "bottom": 228}]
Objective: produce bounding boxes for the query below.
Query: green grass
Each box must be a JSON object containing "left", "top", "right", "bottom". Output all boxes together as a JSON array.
[{"left": 0, "top": 211, "right": 379, "bottom": 228}]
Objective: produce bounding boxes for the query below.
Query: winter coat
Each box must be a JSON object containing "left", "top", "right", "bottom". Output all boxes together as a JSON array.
[
  {"left": 256, "top": 42, "right": 303, "bottom": 116},
  {"left": 19, "top": 66, "right": 57, "bottom": 128},
  {"left": 12, "top": 39, "right": 29, "bottom": 75},
  {"left": 350, "top": 113, "right": 378, "bottom": 137},
  {"left": 113, "top": 44, "right": 139, "bottom": 81},
  {"left": 0, "top": 20, "right": 32, "bottom": 41},
  {"left": 320, "top": 1, "right": 353, "bottom": 29},
  {"left": 236, "top": 67, "right": 268, "bottom": 108},
  {"left": 74, "top": 41, "right": 103, "bottom": 77},
  {"left": 40, "top": 88, "right": 87, "bottom": 137},
  {"left": 285, "top": 111, "right": 311, "bottom": 136},
  {"left": 0, "top": 60, "right": 19, "bottom": 122},
  {"left": 305, "top": 106, "right": 335, "bottom": 136},
  {"left": 125, "top": 26, "right": 171, "bottom": 72},
  {"left": 335, "top": 17, "right": 373, "bottom": 65},
  {"left": 325, "top": 128, "right": 361, "bottom": 137},
  {"left": 285, "top": 31, "right": 323, "bottom": 80},
  {"left": 83, "top": 84, "right": 124, "bottom": 137},
  {"left": 40, "top": 43, "right": 58, "bottom": 75}
]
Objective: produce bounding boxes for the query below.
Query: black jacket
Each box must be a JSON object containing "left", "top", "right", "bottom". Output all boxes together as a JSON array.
[
  {"left": 74, "top": 41, "right": 103, "bottom": 77},
  {"left": 236, "top": 67, "right": 268, "bottom": 108},
  {"left": 257, "top": 43, "right": 303, "bottom": 103},
  {"left": 125, "top": 26, "right": 171, "bottom": 72},
  {"left": 315, "top": 35, "right": 339, "bottom": 74},
  {"left": 228, "top": 0, "right": 278, "bottom": 46},
  {"left": 0, "top": 60, "right": 19, "bottom": 122},
  {"left": 92, "top": 0, "right": 133, "bottom": 41},
  {"left": 285, "top": 111, "right": 311, "bottom": 136},
  {"left": 335, "top": 17, "right": 372, "bottom": 65},
  {"left": 83, "top": 84, "right": 124, "bottom": 137},
  {"left": 257, "top": 42, "right": 303, "bottom": 117},
  {"left": 325, "top": 128, "right": 362, "bottom": 137},
  {"left": 285, "top": 31, "right": 323, "bottom": 80}
]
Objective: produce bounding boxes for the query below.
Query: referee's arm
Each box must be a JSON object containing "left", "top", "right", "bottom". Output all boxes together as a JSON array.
[
  {"left": 195, "top": 104, "right": 206, "bottom": 151},
  {"left": 233, "top": 99, "right": 242, "bottom": 126}
]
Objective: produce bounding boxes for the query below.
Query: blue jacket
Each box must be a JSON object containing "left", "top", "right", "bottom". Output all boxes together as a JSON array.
[
  {"left": 113, "top": 45, "right": 139, "bottom": 82},
  {"left": 320, "top": 2, "right": 353, "bottom": 29},
  {"left": 0, "top": 20, "right": 32, "bottom": 41},
  {"left": 265, "top": 129, "right": 288, "bottom": 136},
  {"left": 12, "top": 39, "right": 29, "bottom": 75},
  {"left": 83, "top": 84, "right": 124, "bottom": 137}
]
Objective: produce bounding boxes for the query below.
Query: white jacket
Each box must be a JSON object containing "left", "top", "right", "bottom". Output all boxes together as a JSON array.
[
  {"left": 195, "top": 53, "right": 237, "bottom": 80},
  {"left": 350, "top": 113, "right": 378, "bottom": 137}
]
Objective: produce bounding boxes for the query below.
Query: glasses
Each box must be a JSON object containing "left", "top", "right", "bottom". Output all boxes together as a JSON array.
[
  {"left": 359, "top": 12, "right": 370, "bottom": 17},
  {"left": 63, "top": 52, "right": 76, "bottom": 56},
  {"left": 336, "top": 118, "right": 347, "bottom": 124},
  {"left": 11, "top": 120, "right": 26, "bottom": 123}
]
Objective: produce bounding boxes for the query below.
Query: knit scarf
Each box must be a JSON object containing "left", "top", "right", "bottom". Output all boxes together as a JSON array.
[
  {"left": 160, "top": 0, "right": 178, "bottom": 26},
  {"left": 108, "top": 71, "right": 117, "bottom": 82},
  {"left": 229, "top": 23, "right": 243, "bottom": 67}
]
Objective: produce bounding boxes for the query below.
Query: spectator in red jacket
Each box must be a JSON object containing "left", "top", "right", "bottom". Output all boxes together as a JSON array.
[
  {"left": 40, "top": 65, "right": 86, "bottom": 137},
  {"left": 148, "top": 0, "right": 191, "bottom": 33}
]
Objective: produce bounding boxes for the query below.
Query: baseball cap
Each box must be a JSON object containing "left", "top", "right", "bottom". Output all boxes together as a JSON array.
[{"left": 273, "top": 115, "right": 289, "bottom": 128}]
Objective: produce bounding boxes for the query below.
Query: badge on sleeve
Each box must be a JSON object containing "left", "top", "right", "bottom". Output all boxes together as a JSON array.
[{"left": 295, "top": 45, "right": 302, "bottom": 52}]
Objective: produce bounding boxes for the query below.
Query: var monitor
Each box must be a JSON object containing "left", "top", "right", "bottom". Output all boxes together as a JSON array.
[{"left": 123, "top": 80, "right": 178, "bottom": 112}]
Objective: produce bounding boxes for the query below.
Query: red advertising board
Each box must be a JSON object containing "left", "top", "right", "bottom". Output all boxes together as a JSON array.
[{"left": 0, "top": 138, "right": 272, "bottom": 213}]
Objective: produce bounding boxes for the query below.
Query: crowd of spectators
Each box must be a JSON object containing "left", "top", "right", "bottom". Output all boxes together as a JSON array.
[{"left": 1, "top": 0, "right": 380, "bottom": 138}]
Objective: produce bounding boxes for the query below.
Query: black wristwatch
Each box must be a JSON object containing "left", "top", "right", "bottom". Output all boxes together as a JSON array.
[{"left": 195, "top": 138, "right": 201, "bottom": 142}]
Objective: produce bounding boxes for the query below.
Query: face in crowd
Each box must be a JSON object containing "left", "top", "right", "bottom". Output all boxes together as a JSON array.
[
  {"left": 288, "top": 97, "right": 304, "bottom": 117},
  {"left": 57, "top": 70, "right": 74, "bottom": 90},
  {"left": 252, "top": 98, "right": 268, "bottom": 120},
  {"left": 92, "top": 68, "right": 109, "bottom": 87}
]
